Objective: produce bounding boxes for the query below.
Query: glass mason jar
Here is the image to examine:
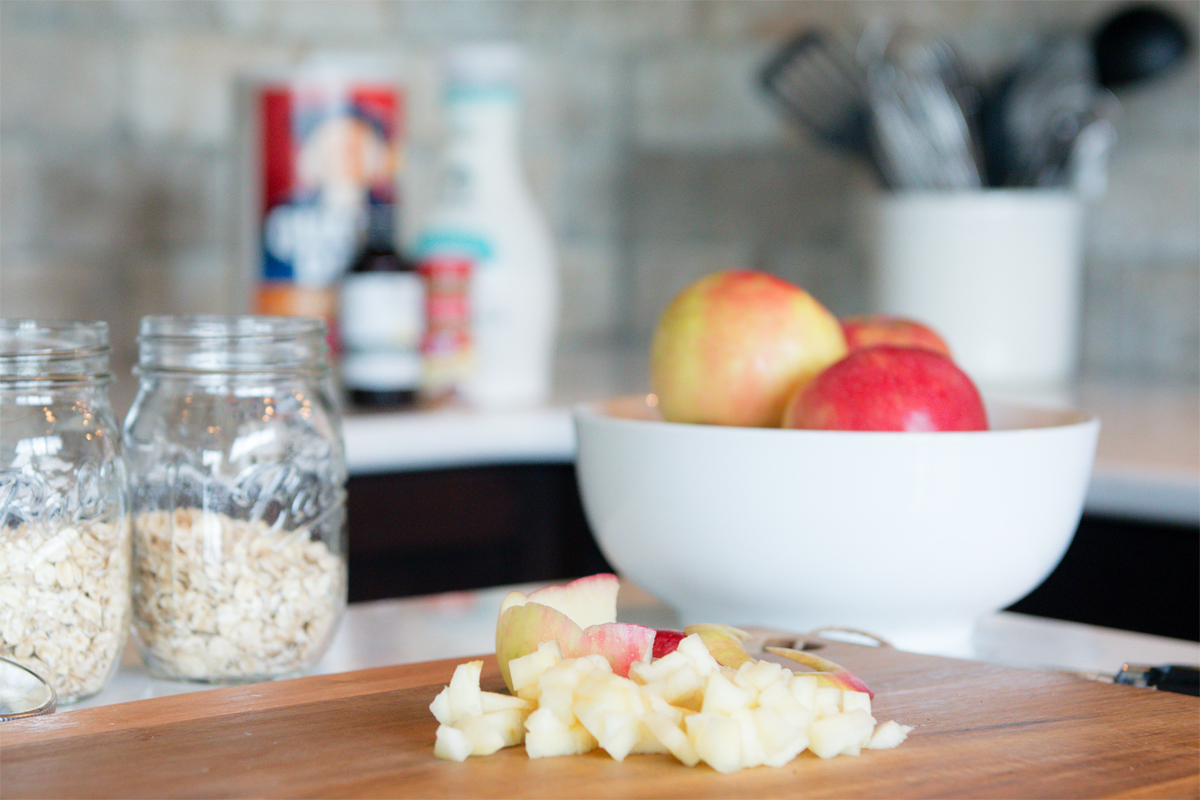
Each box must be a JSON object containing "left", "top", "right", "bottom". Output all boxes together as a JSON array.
[
  {"left": 0, "top": 320, "right": 131, "bottom": 704},
  {"left": 123, "top": 315, "right": 347, "bottom": 682}
]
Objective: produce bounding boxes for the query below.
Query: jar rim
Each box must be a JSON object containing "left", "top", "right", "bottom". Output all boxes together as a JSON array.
[
  {"left": 0, "top": 319, "right": 110, "bottom": 353},
  {"left": 0, "top": 320, "right": 111, "bottom": 381},
  {"left": 135, "top": 314, "right": 329, "bottom": 375},
  {"left": 138, "top": 314, "right": 326, "bottom": 342}
]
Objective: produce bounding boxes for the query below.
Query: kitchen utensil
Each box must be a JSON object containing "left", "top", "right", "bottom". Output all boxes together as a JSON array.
[
  {"left": 1070, "top": 663, "right": 1200, "bottom": 696},
  {"left": 1095, "top": 2, "right": 1191, "bottom": 89},
  {"left": 1000, "top": 35, "right": 1117, "bottom": 189},
  {"left": 573, "top": 395, "right": 1099, "bottom": 657},
  {"left": 759, "top": 29, "right": 876, "bottom": 168},
  {"left": 865, "top": 26, "right": 986, "bottom": 189},
  {"left": 6, "top": 647, "right": 1198, "bottom": 797},
  {"left": 1114, "top": 663, "right": 1200, "bottom": 695},
  {"left": 0, "top": 657, "right": 56, "bottom": 722}
]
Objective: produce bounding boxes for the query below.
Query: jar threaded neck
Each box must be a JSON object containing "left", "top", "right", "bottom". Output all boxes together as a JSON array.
[{"left": 135, "top": 315, "right": 328, "bottom": 375}]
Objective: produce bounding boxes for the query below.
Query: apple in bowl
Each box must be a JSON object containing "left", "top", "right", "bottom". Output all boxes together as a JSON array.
[
  {"left": 840, "top": 314, "right": 952, "bottom": 357},
  {"left": 650, "top": 270, "right": 846, "bottom": 428},
  {"left": 782, "top": 345, "right": 988, "bottom": 432}
]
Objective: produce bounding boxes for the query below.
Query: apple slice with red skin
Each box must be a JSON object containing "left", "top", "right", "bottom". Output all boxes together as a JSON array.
[
  {"left": 496, "top": 575, "right": 659, "bottom": 692},
  {"left": 494, "top": 573, "right": 872, "bottom": 698},
  {"left": 495, "top": 601, "right": 657, "bottom": 692},
  {"left": 652, "top": 629, "right": 687, "bottom": 659},
  {"left": 683, "top": 623, "right": 874, "bottom": 697},
  {"left": 500, "top": 573, "right": 621, "bottom": 630}
]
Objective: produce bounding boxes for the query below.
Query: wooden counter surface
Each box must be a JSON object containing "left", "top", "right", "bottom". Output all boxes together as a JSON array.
[{"left": 2, "top": 642, "right": 1196, "bottom": 799}]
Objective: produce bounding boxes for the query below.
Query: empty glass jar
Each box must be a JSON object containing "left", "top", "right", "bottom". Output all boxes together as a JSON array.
[
  {"left": 123, "top": 315, "right": 347, "bottom": 682},
  {"left": 0, "top": 320, "right": 131, "bottom": 703}
]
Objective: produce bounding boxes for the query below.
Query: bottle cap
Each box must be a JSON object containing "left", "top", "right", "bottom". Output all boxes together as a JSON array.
[{"left": 446, "top": 42, "right": 524, "bottom": 88}]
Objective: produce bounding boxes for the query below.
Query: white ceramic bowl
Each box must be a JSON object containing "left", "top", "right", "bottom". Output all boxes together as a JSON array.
[{"left": 573, "top": 395, "right": 1100, "bottom": 656}]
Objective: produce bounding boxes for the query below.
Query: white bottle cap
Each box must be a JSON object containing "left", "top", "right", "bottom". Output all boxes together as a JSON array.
[{"left": 446, "top": 42, "right": 524, "bottom": 88}]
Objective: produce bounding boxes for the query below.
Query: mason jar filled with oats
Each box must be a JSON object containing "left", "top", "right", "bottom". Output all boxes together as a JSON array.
[
  {"left": 0, "top": 320, "right": 131, "bottom": 704},
  {"left": 123, "top": 315, "right": 347, "bottom": 682}
]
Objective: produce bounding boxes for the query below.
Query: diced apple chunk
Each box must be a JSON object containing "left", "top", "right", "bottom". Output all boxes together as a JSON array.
[
  {"left": 509, "top": 640, "right": 563, "bottom": 700},
  {"left": 644, "top": 710, "right": 701, "bottom": 767},
  {"left": 433, "top": 724, "right": 474, "bottom": 762},
  {"left": 524, "top": 707, "right": 598, "bottom": 758},
  {"left": 734, "top": 659, "right": 786, "bottom": 692},
  {"left": 750, "top": 706, "right": 810, "bottom": 768},
  {"left": 757, "top": 680, "right": 815, "bottom": 730},
  {"left": 841, "top": 689, "right": 872, "bottom": 715},
  {"left": 430, "top": 660, "right": 485, "bottom": 725},
  {"left": 701, "top": 669, "right": 753, "bottom": 715},
  {"left": 629, "top": 649, "right": 692, "bottom": 685},
  {"left": 868, "top": 720, "right": 914, "bottom": 750},
  {"left": 814, "top": 685, "right": 844, "bottom": 719},
  {"left": 686, "top": 712, "right": 744, "bottom": 774},
  {"left": 675, "top": 634, "right": 720, "bottom": 677},
  {"left": 790, "top": 673, "right": 819, "bottom": 710},
  {"left": 808, "top": 708, "right": 877, "bottom": 759}
]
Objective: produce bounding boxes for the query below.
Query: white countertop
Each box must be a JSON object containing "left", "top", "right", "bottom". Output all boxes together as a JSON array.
[
  {"left": 68, "top": 581, "right": 1200, "bottom": 712},
  {"left": 343, "top": 343, "right": 1200, "bottom": 525}
]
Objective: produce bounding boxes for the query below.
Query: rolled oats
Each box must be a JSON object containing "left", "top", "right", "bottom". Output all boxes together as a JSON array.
[
  {"left": 0, "top": 517, "right": 132, "bottom": 702},
  {"left": 132, "top": 507, "right": 346, "bottom": 681}
]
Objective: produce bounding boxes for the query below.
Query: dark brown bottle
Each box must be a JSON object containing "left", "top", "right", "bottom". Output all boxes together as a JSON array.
[{"left": 338, "top": 205, "right": 425, "bottom": 409}]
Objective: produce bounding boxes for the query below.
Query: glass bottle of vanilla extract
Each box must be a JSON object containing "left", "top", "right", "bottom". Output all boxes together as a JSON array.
[{"left": 339, "top": 204, "right": 425, "bottom": 409}]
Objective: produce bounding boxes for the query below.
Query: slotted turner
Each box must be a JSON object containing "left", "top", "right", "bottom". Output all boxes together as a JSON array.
[{"left": 760, "top": 29, "right": 877, "bottom": 170}]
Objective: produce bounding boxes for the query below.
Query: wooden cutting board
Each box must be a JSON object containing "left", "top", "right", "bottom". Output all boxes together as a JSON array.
[{"left": 2, "top": 641, "right": 1196, "bottom": 799}]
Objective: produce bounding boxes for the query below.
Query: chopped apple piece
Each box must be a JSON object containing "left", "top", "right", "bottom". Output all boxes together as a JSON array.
[
  {"left": 675, "top": 633, "right": 720, "bottom": 677},
  {"left": 644, "top": 711, "right": 701, "bottom": 766},
  {"left": 686, "top": 712, "right": 744, "bottom": 774},
  {"left": 701, "top": 669, "right": 754, "bottom": 715},
  {"left": 732, "top": 708, "right": 768, "bottom": 769},
  {"left": 429, "top": 660, "right": 484, "bottom": 725},
  {"left": 629, "top": 649, "right": 692, "bottom": 685},
  {"left": 657, "top": 661, "right": 705, "bottom": 708},
  {"left": 808, "top": 708, "right": 876, "bottom": 759},
  {"left": 457, "top": 709, "right": 524, "bottom": 756},
  {"left": 841, "top": 689, "right": 872, "bottom": 715},
  {"left": 757, "top": 680, "right": 815, "bottom": 730},
  {"left": 790, "top": 673, "right": 819, "bottom": 710},
  {"left": 734, "top": 658, "right": 786, "bottom": 692},
  {"left": 508, "top": 640, "right": 563, "bottom": 699},
  {"left": 750, "top": 706, "right": 810, "bottom": 768},
  {"left": 480, "top": 691, "right": 534, "bottom": 714},
  {"left": 433, "top": 724, "right": 474, "bottom": 762},
  {"left": 684, "top": 623, "right": 755, "bottom": 669},
  {"left": 868, "top": 720, "right": 914, "bottom": 750},
  {"left": 524, "top": 706, "right": 599, "bottom": 758},
  {"left": 814, "top": 686, "right": 844, "bottom": 719},
  {"left": 630, "top": 719, "right": 671, "bottom": 756}
]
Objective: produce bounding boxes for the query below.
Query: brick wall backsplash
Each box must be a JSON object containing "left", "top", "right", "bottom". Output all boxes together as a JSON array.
[{"left": 2, "top": 0, "right": 1197, "bottom": 412}]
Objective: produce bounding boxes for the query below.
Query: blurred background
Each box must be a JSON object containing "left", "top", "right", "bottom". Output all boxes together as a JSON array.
[{"left": 1, "top": 0, "right": 1197, "bottom": 416}]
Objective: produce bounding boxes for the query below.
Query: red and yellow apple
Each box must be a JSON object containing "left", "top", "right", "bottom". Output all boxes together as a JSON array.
[
  {"left": 650, "top": 270, "right": 847, "bottom": 427},
  {"left": 782, "top": 345, "right": 988, "bottom": 432},
  {"left": 840, "top": 314, "right": 952, "bottom": 358}
]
